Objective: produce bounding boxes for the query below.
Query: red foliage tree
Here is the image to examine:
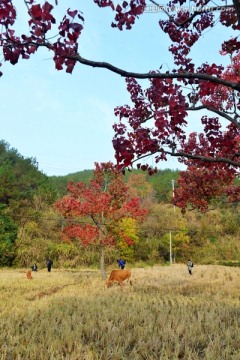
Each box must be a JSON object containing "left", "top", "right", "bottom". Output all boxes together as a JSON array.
[
  {"left": 1, "top": 1, "right": 240, "bottom": 210},
  {"left": 55, "top": 162, "right": 147, "bottom": 277},
  {"left": 173, "top": 164, "right": 240, "bottom": 212}
]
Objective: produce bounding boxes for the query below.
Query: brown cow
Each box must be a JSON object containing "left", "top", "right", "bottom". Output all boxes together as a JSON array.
[
  {"left": 106, "top": 269, "right": 132, "bottom": 288},
  {"left": 26, "top": 270, "right": 33, "bottom": 279}
]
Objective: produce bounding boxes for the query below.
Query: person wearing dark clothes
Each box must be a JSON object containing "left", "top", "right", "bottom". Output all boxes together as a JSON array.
[
  {"left": 187, "top": 259, "right": 194, "bottom": 275},
  {"left": 47, "top": 259, "right": 53, "bottom": 272},
  {"left": 117, "top": 259, "right": 126, "bottom": 270},
  {"left": 32, "top": 263, "right": 38, "bottom": 272}
]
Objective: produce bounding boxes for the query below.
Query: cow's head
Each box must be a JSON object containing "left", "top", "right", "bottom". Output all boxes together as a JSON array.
[{"left": 106, "top": 280, "right": 113, "bottom": 288}]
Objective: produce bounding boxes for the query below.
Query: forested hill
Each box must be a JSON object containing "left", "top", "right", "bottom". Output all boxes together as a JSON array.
[
  {"left": 49, "top": 168, "right": 180, "bottom": 201},
  {"left": 0, "top": 140, "right": 56, "bottom": 206},
  {"left": 49, "top": 170, "right": 94, "bottom": 197},
  {"left": 0, "top": 140, "right": 57, "bottom": 266},
  {"left": 0, "top": 138, "right": 180, "bottom": 201}
]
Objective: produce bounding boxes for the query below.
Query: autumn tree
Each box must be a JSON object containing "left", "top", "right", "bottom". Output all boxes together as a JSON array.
[
  {"left": 55, "top": 162, "right": 147, "bottom": 278},
  {"left": 173, "top": 164, "right": 240, "bottom": 212},
  {"left": 1, "top": 1, "right": 240, "bottom": 209}
]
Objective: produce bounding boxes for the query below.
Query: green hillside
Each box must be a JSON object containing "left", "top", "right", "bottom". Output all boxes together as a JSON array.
[
  {"left": 49, "top": 169, "right": 94, "bottom": 197},
  {"left": 49, "top": 168, "right": 180, "bottom": 202}
]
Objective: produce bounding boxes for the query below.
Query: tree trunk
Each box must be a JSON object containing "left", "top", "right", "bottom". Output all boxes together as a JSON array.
[{"left": 100, "top": 247, "right": 107, "bottom": 280}]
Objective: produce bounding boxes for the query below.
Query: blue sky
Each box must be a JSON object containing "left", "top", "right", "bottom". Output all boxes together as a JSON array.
[{"left": 1, "top": 1, "right": 231, "bottom": 176}]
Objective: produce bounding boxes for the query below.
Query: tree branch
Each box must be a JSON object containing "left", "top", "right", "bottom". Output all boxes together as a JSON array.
[
  {"left": 164, "top": 151, "right": 240, "bottom": 167},
  {"left": 187, "top": 105, "right": 240, "bottom": 128},
  {"left": 139, "top": 104, "right": 239, "bottom": 128},
  {"left": 4, "top": 37, "right": 240, "bottom": 91},
  {"left": 131, "top": 150, "right": 240, "bottom": 167},
  {"left": 68, "top": 53, "right": 240, "bottom": 92}
]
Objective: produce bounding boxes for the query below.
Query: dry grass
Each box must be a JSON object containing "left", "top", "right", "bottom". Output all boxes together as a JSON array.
[{"left": 0, "top": 265, "right": 240, "bottom": 359}]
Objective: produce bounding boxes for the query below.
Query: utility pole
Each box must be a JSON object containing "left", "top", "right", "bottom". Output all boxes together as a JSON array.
[
  {"left": 169, "top": 179, "right": 175, "bottom": 265},
  {"left": 171, "top": 179, "right": 175, "bottom": 213},
  {"left": 169, "top": 230, "right": 172, "bottom": 265}
]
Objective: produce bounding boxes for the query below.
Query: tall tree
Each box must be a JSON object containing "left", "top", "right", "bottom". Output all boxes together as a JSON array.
[
  {"left": 1, "top": 1, "right": 239, "bottom": 204},
  {"left": 55, "top": 162, "right": 147, "bottom": 278}
]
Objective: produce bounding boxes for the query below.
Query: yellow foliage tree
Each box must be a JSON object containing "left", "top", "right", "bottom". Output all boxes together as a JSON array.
[{"left": 116, "top": 217, "right": 139, "bottom": 262}]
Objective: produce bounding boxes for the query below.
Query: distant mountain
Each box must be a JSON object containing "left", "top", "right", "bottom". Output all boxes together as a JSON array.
[
  {"left": 49, "top": 168, "right": 180, "bottom": 200},
  {"left": 49, "top": 169, "right": 94, "bottom": 197}
]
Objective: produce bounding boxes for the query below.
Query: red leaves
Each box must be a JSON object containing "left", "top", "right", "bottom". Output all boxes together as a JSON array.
[
  {"left": 0, "top": 1, "right": 84, "bottom": 75},
  {"left": 58, "top": 13, "right": 83, "bottom": 41},
  {"left": 175, "top": 122, "right": 240, "bottom": 213},
  {"left": 113, "top": 77, "right": 190, "bottom": 173},
  {"left": 67, "top": 9, "right": 78, "bottom": 18},
  {"left": 227, "top": 184, "right": 240, "bottom": 203},
  {"left": 31, "top": 4, "right": 43, "bottom": 19},
  {"left": 193, "top": 13, "right": 214, "bottom": 32},
  {"left": 120, "top": 197, "right": 148, "bottom": 219},
  {"left": 0, "top": 1, "right": 16, "bottom": 26},
  {"left": 52, "top": 8, "right": 84, "bottom": 73},
  {"left": 29, "top": 2, "right": 56, "bottom": 37},
  {"left": 56, "top": 162, "right": 147, "bottom": 247},
  {"left": 95, "top": 0, "right": 145, "bottom": 30},
  {"left": 94, "top": 0, "right": 114, "bottom": 9},
  {"left": 174, "top": 164, "right": 236, "bottom": 212},
  {"left": 220, "top": 8, "right": 238, "bottom": 28},
  {"left": 0, "top": 8, "right": 10, "bottom": 20},
  {"left": 221, "top": 38, "right": 240, "bottom": 54},
  {"left": 65, "top": 59, "right": 76, "bottom": 73},
  {"left": 113, "top": 1, "right": 145, "bottom": 30},
  {"left": 62, "top": 224, "right": 99, "bottom": 246}
]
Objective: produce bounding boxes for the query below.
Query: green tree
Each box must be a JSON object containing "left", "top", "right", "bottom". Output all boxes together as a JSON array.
[
  {"left": 0, "top": 205, "right": 17, "bottom": 266},
  {"left": 0, "top": 140, "right": 58, "bottom": 266}
]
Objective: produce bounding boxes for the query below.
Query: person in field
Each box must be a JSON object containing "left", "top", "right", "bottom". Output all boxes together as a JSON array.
[
  {"left": 32, "top": 263, "right": 38, "bottom": 271},
  {"left": 47, "top": 259, "right": 53, "bottom": 272},
  {"left": 187, "top": 259, "right": 194, "bottom": 275},
  {"left": 117, "top": 258, "right": 126, "bottom": 269}
]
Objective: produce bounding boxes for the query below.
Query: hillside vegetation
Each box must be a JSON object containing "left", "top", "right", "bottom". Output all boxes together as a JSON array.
[{"left": 0, "top": 140, "right": 239, "bottom": 269}]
